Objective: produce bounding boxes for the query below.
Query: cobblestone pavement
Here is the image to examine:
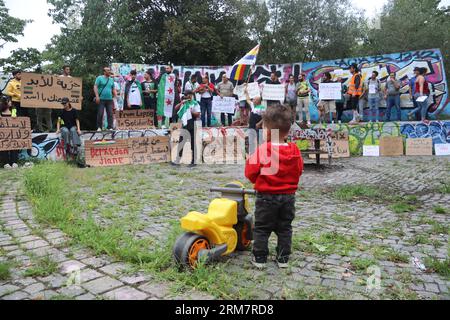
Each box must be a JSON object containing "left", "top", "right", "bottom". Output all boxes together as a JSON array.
[{"left": 0, "top": 156, "right": 449, "bottom": 300}]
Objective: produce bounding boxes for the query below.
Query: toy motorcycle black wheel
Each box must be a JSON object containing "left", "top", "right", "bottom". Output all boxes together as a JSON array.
[
  {"left": 235, "top": 220, "right": 252, "bottom": 251},
  {"left": 173, "top": 232, "right": 210, "bottom": 268}
]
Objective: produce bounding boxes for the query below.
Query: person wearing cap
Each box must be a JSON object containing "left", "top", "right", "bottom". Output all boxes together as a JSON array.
[
  {"left": 172, "top": 90, "right": 201, "bottom": 167},
  {"left": 5, "top": 69, "right": 28, "bottom": 117},
  {"left": 56, "top": 97, "right": 81, "bottom": 154}
]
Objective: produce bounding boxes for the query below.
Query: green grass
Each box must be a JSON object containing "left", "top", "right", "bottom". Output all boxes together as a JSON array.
[
  {"left": 437, "top": 181, "right": 450, "bottom": 194},
  {"left": 333, "top": 185, "right": 384, "bottom": 202},
  {"left": 0, "top": 262, "right": 12, "bottom": 280},
  {"left": 24, "top": 255, "right": 58, "bottom": 277},
  {"left": 424, "top": 257, "right": 450, "bottom": 279},
  {"left": 287, "top": 285, "right": 340, "bottom": 300},
  {"left": 433, "top": 206, "right": 448, "bottom": 215},
  {"left": 389, "top": 195, "right": 419, "bottom": 214},
  {"left": 49, "top": 294, "right": 75, "bottom": 300},
  {"left": 408, "top": 234, "right": 431, "bottom": 245},
  {"left": 370, "top": 245, "right": 409, "bottom": 263},
  {"left": 350, "top": 258, "right": 377, "bottom": 272}
]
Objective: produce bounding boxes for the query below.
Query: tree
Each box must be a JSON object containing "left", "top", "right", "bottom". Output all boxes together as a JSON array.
[
  {"left": 0, "top": 48, "right": 42, "bottom": 72},
  {"left": 360, "top": 0, "right": 450, "bottom": 79},
  {"left": 0, "top": 0, "right": 29, "bottom": 49}
]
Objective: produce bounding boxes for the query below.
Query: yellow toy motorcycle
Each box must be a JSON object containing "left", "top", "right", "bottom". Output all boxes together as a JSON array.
[{"left": 173, "top": 182, "right": 255, "bottom": 268}]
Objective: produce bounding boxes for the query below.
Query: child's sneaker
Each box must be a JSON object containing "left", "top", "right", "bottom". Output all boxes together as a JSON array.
[
  {"left": 276, "top": 256, "right": 289, "bottom": 269},
  {"left": 251, "top": 256, "right": 267, "bottom": 269}
]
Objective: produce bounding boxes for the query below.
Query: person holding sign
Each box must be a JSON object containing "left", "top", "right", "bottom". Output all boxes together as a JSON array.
[
  {"left": 172, "top": 90, "right": 201, "bottom": 167},
  {"left": 317, "top": 72, "right": 336, "bottom": 124},
  {"left": 367, "top": 71, "right": 381, "bottom": 122},
  {"left": 285, "top": 75, "right": 297, "bottom": 123},
  {"left": 5, "top": 70, "right": 27, "bottom": 117},
  {"left": 199, "top": 76, "right": 217, "bottom": 127},
  {"left": 94, "top": 67, "right": 116, "bottom": 131},
  {"left": 217, "top": 75, "right": 235, "bottom": 126},
  {"left": 56, "top": 98, "right": 82, "bottom": 155},
  {"left": 245, "top": 85, "right": 265, "bottom": 146},
  {"left": 0, "top": 96, "right": 19, "bottom": 169},
  {"left": 296, "top": 73, "right": 311, "bottom": 125},
  {"left": 407, "top": 67, "right": 431, "bottom": 121}
]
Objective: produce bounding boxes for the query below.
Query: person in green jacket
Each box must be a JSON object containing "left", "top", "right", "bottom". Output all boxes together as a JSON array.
[{"left": 124, "top": 70, "right": 145, "bottom": 109}]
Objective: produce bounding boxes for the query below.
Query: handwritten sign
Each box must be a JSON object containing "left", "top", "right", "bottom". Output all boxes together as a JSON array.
[
  {"left": 118, "top": 109, "right": 154, "bottom": 119},
  {"left": 234, "top": 82, "right": 261, "bottom": 101},
  {"left": 405, "top": 138, "right": 433, "bottom": 156},
  {"left": 117, "top": 118, "right": 154, "bottom": 130},
  {"left": 435, "top": 144, "right": 450, "bottom": 156},
  {"left": 363, "top": 145, "right": 380, "bottom": 157},
  {"left": 85, "top": 140, "right": 130, "bottom": 167},
  {"left": 128, "top": 136, "right": 170, "bottom": 165},
  {"left": 0, "top": 117, "right": 32, "bottom": 151},
  {"left": 21, "top": 73, "right": 82, "bottom": 110},
  {"left": 380, "top": 136, "right": 404, "bottom": 156},
  {"left": 212, "top": 96, "right": 237, "bottom": 114},
  {"left": 261, "top": 84, "right": 285, "bottom": 101},
  {"left": 309, "top": 139, "right": 350, "bottom": 159},
  {"left": 319, "top": 83, "right": 342, "bottom": 100}
]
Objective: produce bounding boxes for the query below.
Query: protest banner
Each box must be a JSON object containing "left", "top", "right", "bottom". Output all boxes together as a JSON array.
[
  {"left": 380, "top": 136, "right": 404, "bottom": 156},
  {"left": 117, "top": 118, "right": 154, "bottom": 130},
  {"left": 261, "top": 84, "right": 285, "bottom": 101},
  {"left": 21, "top": 73, "right": 82, "bottom": 110},
  {"left": 435, "top": 144, "right": 450, "bottom": 156},
  {"left": 0, "top": 117, "right": 32, "bottom": 151},
  {"left": 128, "top": 136, "right": 170, "bottom": 165},
  {"left": 405, "top": 138, "right": 433, "bottom": 156},
  {"left": 118, "top": 109, "right": 155, "bottom": 119},
  {"left": 363, "top": 145, "right": 380, "bottom": 157},
  {"left": 309, "top": 138, "right": 350, "bottom": 159},
  {"left": 233, "top": 82, "right": 261, "bottom": 101},
  {"left": 319, "top": 83, "right": 342, "bottom": 100},
  {"left": 85, "top": 140, "right": 130, "bottom": 167},
  {"left": 212, "top": 96, "right": 237, "bottom": 114}
]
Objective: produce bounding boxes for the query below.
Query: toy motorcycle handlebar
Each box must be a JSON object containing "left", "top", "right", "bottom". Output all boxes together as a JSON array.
[{"left": 210, "top": 187, "right": 256, "bottom": 195}]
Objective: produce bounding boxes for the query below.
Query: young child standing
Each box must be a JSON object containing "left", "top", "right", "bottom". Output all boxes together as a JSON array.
[{"left": 245, "top": 104, "right": 304, "bottom": 269}]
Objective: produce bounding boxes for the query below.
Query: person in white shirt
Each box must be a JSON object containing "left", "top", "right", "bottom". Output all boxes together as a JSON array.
[{"left": 184, "top": 74, "right": 200, "bottom": 101}]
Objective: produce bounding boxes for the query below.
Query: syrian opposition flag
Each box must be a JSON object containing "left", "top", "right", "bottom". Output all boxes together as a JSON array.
[
  {"left": 157, "top": 73, "right": 176, "bottom": 118},
  {"left": 229, "top": 45, "right": 260, "bottom": 81},
  {"left": 177, "top": 101, "right": 193, "bottom": 127}
]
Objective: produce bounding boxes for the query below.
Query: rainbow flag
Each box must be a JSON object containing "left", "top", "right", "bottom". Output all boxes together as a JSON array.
[{"left": 229, "top": 45, "right": 260, "bottom": 81}]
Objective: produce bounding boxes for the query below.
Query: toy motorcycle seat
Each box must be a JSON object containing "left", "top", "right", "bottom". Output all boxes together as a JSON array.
[{"left": 206, "top": 198, "right": 238, "bottom": 226}]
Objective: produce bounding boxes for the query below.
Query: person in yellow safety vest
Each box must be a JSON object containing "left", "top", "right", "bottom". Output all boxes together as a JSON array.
[{"left": 347, "top": 63, "right": 362, "bottom": 124}]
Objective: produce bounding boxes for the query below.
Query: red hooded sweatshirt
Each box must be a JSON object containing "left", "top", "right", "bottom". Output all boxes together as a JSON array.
[{"left": 245, "top": 142, "right": 304, "bottom": 194}]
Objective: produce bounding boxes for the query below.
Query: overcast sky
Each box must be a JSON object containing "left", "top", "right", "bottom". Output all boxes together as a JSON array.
[{"left": 1, "top": 0, "right": 449, "bottom": 59}]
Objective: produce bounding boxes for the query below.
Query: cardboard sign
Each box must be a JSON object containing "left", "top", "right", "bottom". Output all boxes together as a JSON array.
[
  {"left": 118, "top": 109, "right": 154, "bottom": 119},
  {"left": 435, "top": 143, "right": 450, "bottom": 156},
  {"left": 21, "top": 73, "right": 82, "bottom": 110},
  {"left": 128, "top": 136, "right": 170, "bottom": 165},
  {"left": 405, "top": 138, "right": 433, "bottom": 156},
  {"left": 380, "top": 136, "right": 404, "bottom": 156},
  {"left": 85, "top": 140, "right": 130, "bottom": 167},
  {"left": 117, "top": 118, "right": 154, "bottom": 130},
  {"left": 0, "top": 117, "right": 32, "bottom": 151},
  {"left": 234, "top": 82, "right": 260, "bottom": 101},
  {"left": 309, "top": 139, "right": 350, "bottom": 159},
  {"left": 212, "top": 96, "right": 237, "bottom": 114},
  {"left": 363, "top": 145, "right": 380, "bottom": 157},
  {"left": 261, "top": 84, "right": 285, "bottom": 101},
  {"left": 319, "top": 83, "right": 342, "bottom": 100}
]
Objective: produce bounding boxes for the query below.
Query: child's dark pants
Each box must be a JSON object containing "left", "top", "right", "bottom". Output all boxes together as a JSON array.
[{"left": 252, "top": 193, "right": 296, "bottom": 261}]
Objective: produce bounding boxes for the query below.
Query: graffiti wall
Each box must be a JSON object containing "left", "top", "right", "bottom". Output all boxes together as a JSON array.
[
  {"left": 303, "top": 48, "right": 449, "bottom": 121},
  {"left": 311, "top": 121, "right": 450, "bottom": 156}
]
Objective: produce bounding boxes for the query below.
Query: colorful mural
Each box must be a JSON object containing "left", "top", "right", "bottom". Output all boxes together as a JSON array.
[{"left": 303, "top": 48, "right": 449, "bottom": 121}]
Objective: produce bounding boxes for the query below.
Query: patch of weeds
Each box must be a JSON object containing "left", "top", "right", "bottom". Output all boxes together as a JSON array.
[
  {"left": 424, "top": 257, "right": 450, "bottom": 278},
  {"left": 370, "top": 245, "right": 409, "bottom": 263},
  {"left": 437, "top": 180, "right": 450, "bottom": 194},
  {"left": 330, "top": 214, "right": 352, "bottom": 223},
  {"left": 333, "top": 185, "right": 384, "bottom": 202},
  {"left": 49, "top": 294, "right": 75, "bottom": 300},
  {"left": 292, "top": 230, "right": 363, "bottom": 256},
  {"left": 433, "top": 206, "right": 448, "bottom": 215},
  {"left": 24, "top": 255, "right": 58, "bottom": 277},
  {"left": 350, "top": 258, "right": 377, "bottom": 272},
  {"left": 288, "top": 285, "right": 339, "bottom": 300},
  {"left": 389, "top": 195, "right": 419, "bottom": 214},
  {"left": 429, "top": 222, "right": 448, "bottom": 235},
  {"left": 0, "top": 262, "right": 12, "bottom": 280},
  {"left": 383, "top": 285, "right": 419, "bottom": 300},
  {"left": 408, "top": 234, "right": 431, "bottom": 245}
]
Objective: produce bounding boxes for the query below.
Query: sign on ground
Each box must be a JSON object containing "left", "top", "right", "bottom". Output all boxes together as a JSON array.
[{"left": 0, "top": 117, "right": 32, "bottom": 151}]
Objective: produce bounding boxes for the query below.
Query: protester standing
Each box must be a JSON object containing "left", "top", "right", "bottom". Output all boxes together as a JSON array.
[
  {"left": 367, "top": 71, "right": 382, "bottom": 122},
  {"left": 335, "top": 77, "right": 347, "bottom": 123},
  {"left": 317, "top": 72, "right": 336, "bottom": 123},
  {"left": 124, "top": 70, "right": 144, "bottom": 110},
  {"left": 407, "top": 67, "right": 430, "bottom": 121},
  {"left": 184, "top": 74, "right": 200, "bottom": 101},
  {"left": 199, "top": 76, "right": 216, "bottom": 127},
  {"left": 217, "top": 75, "right": 235, "bottom": 126},
  {"left": 296, "top": 73, "right": 311, "bottom": 125},
  {"left": 265, "top": 72, "right": 282, "bottom": 107},
  {"left": 408, "top": 67, "right": 420, "bottom": 121},
  {"left": 5, "top": 70, "right": 27, "bottom": 117},
  {"left": 384, "top": 72, "right": 402, "bottom": 121},
  {"left": 0, "top": 96, "right": 19, "bottom": 169},
  {"left": 348, "top": 64, "right": 363, "bottom": 124},
  {"left": 142, "top": 70, "right": 158, "bottom": 126},
  {"left": 285, "top": 75, "right": 297, "bottom": 123},
  {"left": 94, "top": 67, "right": 116, "bottom": 131}
]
